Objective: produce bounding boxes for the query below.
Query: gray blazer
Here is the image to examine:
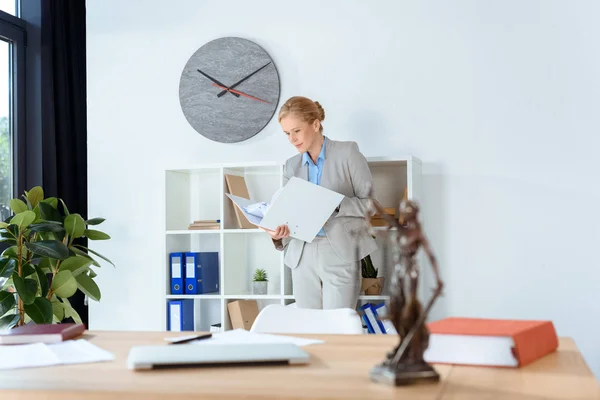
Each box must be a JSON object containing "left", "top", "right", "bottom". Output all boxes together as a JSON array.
[{"left": 274, "top": 137, "right": 377, "bottom": 269}]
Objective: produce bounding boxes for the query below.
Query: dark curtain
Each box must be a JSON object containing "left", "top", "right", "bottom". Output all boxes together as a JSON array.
[{"left": 41, "top": 0, "right": 88, "bottom": 326}]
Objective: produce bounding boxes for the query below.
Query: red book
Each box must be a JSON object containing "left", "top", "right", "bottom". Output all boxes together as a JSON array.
[
  {"left": 423, "top": 317, "right": 558, "bottom": 367},
  {"left": 0, "top": 323, "right": 85, "bottom": 345}
]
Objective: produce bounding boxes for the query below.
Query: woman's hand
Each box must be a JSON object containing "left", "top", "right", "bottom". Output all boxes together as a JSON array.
[{"left": 263, "top": 225, "right": 290, "bottom": 240}]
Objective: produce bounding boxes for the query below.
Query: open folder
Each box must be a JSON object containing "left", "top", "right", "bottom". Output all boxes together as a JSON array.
[{"left": 226, "top": 177, "right": 344, "bottom": 243}]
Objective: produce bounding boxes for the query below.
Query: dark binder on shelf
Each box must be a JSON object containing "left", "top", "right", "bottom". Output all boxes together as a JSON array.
[
  {"left": 170, "top": 252, "right": 184, "bottom": 295},
  {"left": 167, "top": 299, "right": 194, "bottom": 331},
  {"left": 185, "top": 252, "right": 219, "bottom": 294}
]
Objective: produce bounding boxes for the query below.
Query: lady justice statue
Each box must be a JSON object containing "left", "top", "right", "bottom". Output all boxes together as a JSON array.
[{"left": 362, "top": 191, "right": 444, "bottom": 386}]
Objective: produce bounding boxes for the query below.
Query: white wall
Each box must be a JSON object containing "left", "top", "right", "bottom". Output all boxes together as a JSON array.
[{"left": 86, "top": 0, "right": 600, "bottom": 376}]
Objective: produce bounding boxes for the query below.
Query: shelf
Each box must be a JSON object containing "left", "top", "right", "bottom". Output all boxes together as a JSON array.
[
  {"left": 166, "top": 294, "right": 222, "bottom": 300},
  {"left": 224, "top": 294, "right": 284, "bottom": 300},
  {"left": 166, "top": 229, "right": 263, "bottom": 235},
  {"left": 166, "top": 229, "right": 221, "bottom": 235},
  {"left": 281, "top": 295, "right": 390, "bottom": 301},
  {"left": 222, "top": 229, "right": 263, "bottom": 234},
  {"left": 359, "top": 295, "right": 390, "bottom": 301},
  {"left": 163, "top": 158, "right": 421, "bottom": 332}
]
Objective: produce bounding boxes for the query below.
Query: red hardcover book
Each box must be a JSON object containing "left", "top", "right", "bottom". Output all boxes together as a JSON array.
[
  {"left": 423, "top": 317, "right": 558, "bottom": 367},
  {"left": 0, "top": 323, "right": 85, "bottom": 345}
]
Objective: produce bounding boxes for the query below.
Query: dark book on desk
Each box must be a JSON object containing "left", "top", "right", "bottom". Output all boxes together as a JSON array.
[{"left": 0, "top": 323, "right": 85, "bottom": 345}]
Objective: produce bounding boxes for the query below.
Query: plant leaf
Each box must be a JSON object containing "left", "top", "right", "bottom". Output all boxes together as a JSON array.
[
  {"left": 22, "top": 263, "right": 36, "bottom": 277},
  {"left": 38, "top": 202, "right": 62, "bottom": 223},
  {"left": 51, "top": 296, "right": 65, "bottom": 321},
  {"left": 86, "top": 218, "right": 105, "bottom": 226},
  {"left": 84, "top": 229, "right": 110, "bottom": 240},
  {"left": 27, "top": 186, "right": 44, "bottom": 208},
  {"left": 0, "top": 313, "right": 20, "bottom": 330},
  {"left": 2, "top": 245, "right": 18, "bottom": 258},
  {"left": 51, "top": 270, "right": 78, "bottom": 298},
  {"left": 41, "top": 197, "right": 59, "bottom": 209},
  {"left": 60, "top": 297, "right": 82, "bottom": 324},
  {"left": 0, "top": 258, "right": 17, "bottom": 280},
  {"left": 24, "top": 297, "right": 53, "bottom": 324},
  {"left": 35, "top": 265, "right": 49, "bottom": 297},
  {"left": 74, "top": 245, "right": 114, "bottom": 267},
  {"left": 64, "top": 214, "right": 86, "bottom": 238},
  {"left": 88, "top": 269, "right": 97, "bottom": 278},
  {"left": 9, "top": 199, "right": 27, "bottom": 214},
  {"left": 0, "top": 222, "right": 7, "bottom": 229},
  {"left": 10, "top": 211, "right": 36, "bottom": 229},
  {"left": 70, "top": 247, "right": 100, "bottom": 267},
  {"left": 1, "top": 245, "right": 29, "bottom": 260},
  {"left": 59, "top": 256, "right": 93, "bottom": 276},
  {"left": 29, "top": 221, "right": 65, "bottom": 233},
  {"left": 75, "top": 273, "right": 101, "bottom": 302},
  {"left": 0, "top": 291, "right": 16, "bottom": 316},
  {"left": 38, "top": 258, "right": 55, "bottom": 273},
  {"left": 26, "top": 240, "right": 70, "bottom": 260},
  {"left": 59, "top": 199, "right": 70, "bottom": 216},
  {"left": 13, "top": 276, "right": 37, "bottom": 305}
]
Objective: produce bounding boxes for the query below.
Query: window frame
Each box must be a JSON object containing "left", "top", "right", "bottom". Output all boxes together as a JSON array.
[{"left": 0, "top": 10, "right": 25, "bottom": 205}]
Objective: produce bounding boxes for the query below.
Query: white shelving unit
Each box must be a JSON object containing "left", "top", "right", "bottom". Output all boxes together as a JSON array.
[{"left": 163, "top": 157, "right": 422, "bottom": 331}]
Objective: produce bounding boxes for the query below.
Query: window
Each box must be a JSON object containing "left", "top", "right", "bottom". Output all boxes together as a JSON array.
[
  {"left": 0, "top": 5, "right": 25, "bottom": 221},
  {"left": 0, "top": 0, "right": 16, "bottom": 17}
]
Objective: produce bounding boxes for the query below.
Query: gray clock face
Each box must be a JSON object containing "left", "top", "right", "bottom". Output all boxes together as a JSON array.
[{"left": 179, "top": 37, "right": 280, "bottom": 143}]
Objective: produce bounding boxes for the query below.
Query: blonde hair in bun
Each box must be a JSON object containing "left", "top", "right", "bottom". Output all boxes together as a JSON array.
[{"left": 278, "top": 96, "right": 325, "bottom": 133}]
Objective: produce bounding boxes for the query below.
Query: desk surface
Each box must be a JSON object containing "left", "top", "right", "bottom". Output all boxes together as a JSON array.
[{"left": 0, "top": 331, "right": 598, "bottom": 400}]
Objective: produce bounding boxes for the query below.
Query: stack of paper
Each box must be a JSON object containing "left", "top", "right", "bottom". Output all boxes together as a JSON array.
[{"left": 0, "top": 339, "right": 114, "bottom": 370}]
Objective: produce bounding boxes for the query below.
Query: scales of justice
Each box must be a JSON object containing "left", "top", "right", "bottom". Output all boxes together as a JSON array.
[{"left": 353, "top": 189, "right": 444, "bottom": 386}]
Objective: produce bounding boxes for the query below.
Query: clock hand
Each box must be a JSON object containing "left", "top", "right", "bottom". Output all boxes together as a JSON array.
[
  {"left": 211, "top": 83, "right": 271, "bottom": 104},
  {"left": 217, "top": 62, "right": 272, "bottom": 98},
  {"left": 196, "top": 68, "right": 240, "bottom": 98}
]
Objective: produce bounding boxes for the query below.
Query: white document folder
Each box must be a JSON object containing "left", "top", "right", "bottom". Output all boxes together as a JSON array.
[{"left": 226, "top": 177, "right": 344, "bottom": 243}]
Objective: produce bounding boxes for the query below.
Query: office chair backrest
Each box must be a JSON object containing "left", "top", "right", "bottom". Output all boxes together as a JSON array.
[{"left": 250, "top": 304, "right": 364, "bottom": 334}]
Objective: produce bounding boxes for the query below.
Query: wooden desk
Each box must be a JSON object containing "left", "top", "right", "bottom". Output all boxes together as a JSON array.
[{"left": 0, "top": 332, "right": 598, "bottom": 400}]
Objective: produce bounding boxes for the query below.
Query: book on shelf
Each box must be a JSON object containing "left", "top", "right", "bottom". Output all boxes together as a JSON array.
[
  {"left": 187, "top": 220, "right": 220, "bottom": 230},
  {"left": 224, "top": 174, "right": 255, "bottom": 229},
  {"left": 423, "top": 317, "right": 559, "bottom": 367},
  {"left": 359, "top": 302, "right": 397, "bottom": 334}
]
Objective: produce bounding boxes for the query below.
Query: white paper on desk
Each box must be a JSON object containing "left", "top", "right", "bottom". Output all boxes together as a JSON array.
[
  {"left": 226, "top": 177, "right": 344, "bottom": 243},
  {"left": 0, "top": 343, "right": 60, "bottom": 370},
  {"left": 192, "top": 329, "right": 324, "bottom": 347},
  {"left": 0, "top": 340, "right": 114, "bottom": 370},
  {"left": 47, "top": 339, "right": 115, "bottom": 364}
]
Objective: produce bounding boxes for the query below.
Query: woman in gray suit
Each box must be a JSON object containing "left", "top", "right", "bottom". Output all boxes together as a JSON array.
[{"left": 267, "top": 96, "right": 377, "bottom": 310}]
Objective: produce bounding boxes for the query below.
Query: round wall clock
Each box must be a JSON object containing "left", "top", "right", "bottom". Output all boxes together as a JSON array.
[{"left": 178, "top": 37, "right": 281, "bottom": 143}]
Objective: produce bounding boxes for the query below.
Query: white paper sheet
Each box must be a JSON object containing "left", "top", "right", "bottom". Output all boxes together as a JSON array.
[
  {"left": 190, "top": 329, "right": 324, "bottom": 347},
  {"left": 47, "top": 339, "right": 115, "bottom": 364},
  {"left": 0, "top": 339, "right": 114, "bottom": 370},
  {"left": 0, "top": 343, "right": 59, "bottom": 370}
]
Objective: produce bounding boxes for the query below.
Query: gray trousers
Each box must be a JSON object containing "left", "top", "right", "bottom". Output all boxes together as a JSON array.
[{"left": 291, "top": 237, "right": 361, "bottom": 309}]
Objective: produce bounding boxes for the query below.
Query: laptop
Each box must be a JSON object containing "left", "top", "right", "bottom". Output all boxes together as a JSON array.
[{"left": 127, "top": 343, "right": 311, "bottom": 370}]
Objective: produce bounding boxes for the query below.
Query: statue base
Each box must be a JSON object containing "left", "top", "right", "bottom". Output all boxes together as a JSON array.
[{"left": 369, "top": 362, "right": 440, "bottom": 386}]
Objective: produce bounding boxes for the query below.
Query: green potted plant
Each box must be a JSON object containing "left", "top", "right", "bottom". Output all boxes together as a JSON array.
[
  {"left": 361, "top": 255, "right": 385, "bottom": 295},
  {"left": 0, "top": 186, "right": 112, "bottom": 329},
  {"left": 252, "top": 268, "right": 268, "bottom": 295}
]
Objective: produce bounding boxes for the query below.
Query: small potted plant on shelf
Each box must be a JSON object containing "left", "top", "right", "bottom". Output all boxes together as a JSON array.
[
  {"left": 252, "top": 268, "right": 268, "bottom": 295},
  {"left": 361, "top": 255, "right": 385, "bottom": 295}
]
